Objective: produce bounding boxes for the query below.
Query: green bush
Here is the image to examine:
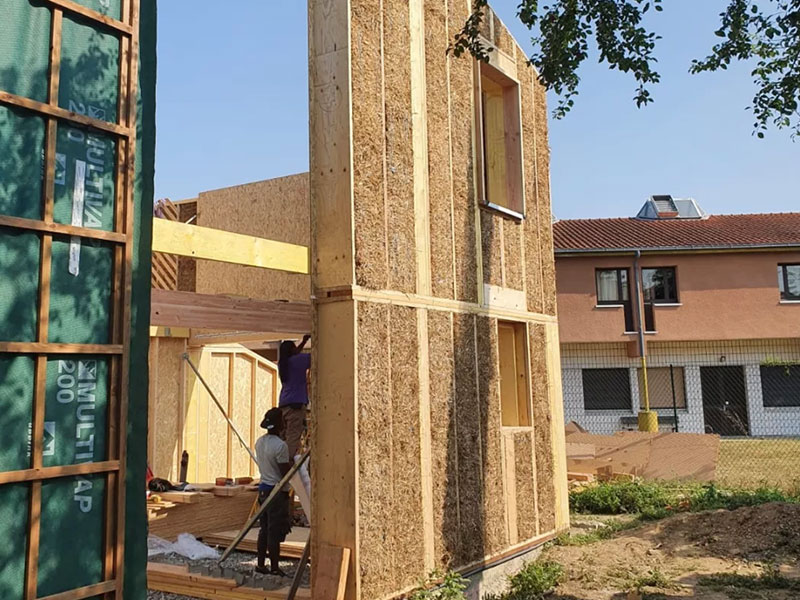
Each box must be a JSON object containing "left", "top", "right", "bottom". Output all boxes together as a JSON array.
[
  {"left": 408, "top": 570, "right": 469, "bottom": 600},
  {"left": 484, "top": 561, "right": 564, "bottom": 600}
]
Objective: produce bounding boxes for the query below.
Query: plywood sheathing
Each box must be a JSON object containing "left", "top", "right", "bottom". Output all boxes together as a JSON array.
[
  {"left": 425, "top": 0, "right": 456, "bottom": 300},
  {"left": 352, "top": 0, "right": 388, "bottom": 290},
  {"left": 177, "top": 200, "right": 197, "bottom": 292},
  {"left": 531, "top": 324, "right": 556, "bottom": 533},
  {"left": 194, "top": 174, "right": 310, "bottom": 302},
  {"left": 427, "top": 310, "right": 459, "bottom": 568},
  {"left": 476, "top": 316, "right": 508, "bottom": 555},
  {"left": 151, "top": 337, "right": 185, "bottom": 477}
]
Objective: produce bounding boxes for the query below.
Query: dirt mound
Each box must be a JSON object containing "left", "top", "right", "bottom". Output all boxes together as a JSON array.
[
  {"left": 653, "top": 502, "right": 800, "bottom": 562},
  {"left": 544, "top": 503, "right": 800, "bottom": 599}
]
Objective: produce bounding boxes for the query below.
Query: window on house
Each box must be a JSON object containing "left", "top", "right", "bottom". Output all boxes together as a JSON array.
[
  {"left": 760, "top": 365, "right": 800, "bottom": 407},
  {"left": 498, "top": 321, "right": 531, "bottom": 426},
  {"left": 642, "top": 267, "right": 678, "bottom": 304},
  {"left": 475, "top": 61, "right": 524, "bottom": 217},
  {"left": 778, "top": 264, "right": 800, "bottom": 301},
  {"left": 596, "top": 269, "right": 630, "bottom": 304},
  {"left": 638, "top": 367, "right": 686, "bottom": 409},
  {"left": 582, "top": 368, "right": 631, "bottom": 410}
]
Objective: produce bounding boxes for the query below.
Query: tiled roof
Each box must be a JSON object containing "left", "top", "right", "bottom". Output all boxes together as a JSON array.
[{"left": 553, "top": 213, "right": 800, "bottom": 253}]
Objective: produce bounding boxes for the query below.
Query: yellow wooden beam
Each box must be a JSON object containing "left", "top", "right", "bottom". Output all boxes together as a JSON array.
[
  {"left": 152, "top": 218, "right": 309, "bottom": 274},
  {"left": 149, "top": 326, "right": 191, "bottom": 338}
]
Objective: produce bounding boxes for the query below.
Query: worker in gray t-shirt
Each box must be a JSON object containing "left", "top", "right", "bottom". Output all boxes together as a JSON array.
[{"left": 254, "top": 408, "right": 292, "bottom": 576}]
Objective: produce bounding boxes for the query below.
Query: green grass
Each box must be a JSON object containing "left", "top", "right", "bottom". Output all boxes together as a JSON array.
[
  {"left": 717, "top": 439, "right": 800, "bottom": 491},
  {"left": 698, "top": 565, "right": 800, "bottom": 597},
  {"left": 626, "top": 568, "right": 677, "bottom": 593},
  {"left": 569, "top": 480, "right": 800, "bottom": 518}
]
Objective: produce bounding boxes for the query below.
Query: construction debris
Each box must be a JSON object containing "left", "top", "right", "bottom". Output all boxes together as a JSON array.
[{"left": 565, "top": 423, "right": 721, "bottom": 482}]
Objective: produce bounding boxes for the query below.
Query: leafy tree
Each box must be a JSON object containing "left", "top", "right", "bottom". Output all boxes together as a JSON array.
[{"left": 451, "top": 0, "right": 800, "bottom": 138}]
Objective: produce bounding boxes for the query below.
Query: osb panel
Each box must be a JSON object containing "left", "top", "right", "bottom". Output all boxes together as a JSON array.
[
  {"left": 476, "top": 316, "right": 507, "bottom": 555},
  {"left": 255, "top": 363, "right": 275, "bottom": 423},
  {"left": 518, "top": 48, "right": 544, "bottom": 314},
  {"left": 389, "top": 305, "right": 424, "bottom": 589},
  {"left": 206, "top": 353, "right": 231, "bottom": 480},
  {"left": 425, "top": 0, "right": 455, "bottom": 300},
  {"left": 514, "top": 431, "right": 537, "bottom": 541},
  {"left": 503, "top": 217, "right": 524, "bottom": 291},
  {"left": 194, "top": 174, "right": 311, "bottom": 302},
  {"left": 384, "top": 0, "right": 417, "bottom": 293},
  {"left": 448, "top": 0, "right": 478, "bottom": 303},
  {"left": 351, "top": 0, "right": 388, "bottom": 290},
  {"left": 533, "top": 83, "right": 557, "bottom": 316},
  {"left": 480, "top": 210, "right": 503, "bottom": 287},
  {"left": 452, "top": 312, "right": 483, "bottom": 564},
  {"left": 153, "top": 338, "right": 184, "bottom": 479},
  {"left": 530, "top": 324, "right": 556, "bottom": 533},
  {"left": 427, "top": 310, "right": 459, "bottom": 568},
  {"left": 177, "top": 201, "right": 197, "bottom": 292},
  {"left": 357, "top": 302, "right": 395, "bottom": 599},
  {"left": 232, "top": 355, "right": 253, "bottom": 478}
]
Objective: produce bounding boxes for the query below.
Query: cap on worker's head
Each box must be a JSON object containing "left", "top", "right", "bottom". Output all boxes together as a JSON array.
[{"left": 260, "top": 407, "right": 283, "bottom": 431}]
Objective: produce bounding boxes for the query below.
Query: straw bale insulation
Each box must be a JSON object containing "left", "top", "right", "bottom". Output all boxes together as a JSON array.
[{"left": 310, "top": 3, "right": 565, "bottom": 598}]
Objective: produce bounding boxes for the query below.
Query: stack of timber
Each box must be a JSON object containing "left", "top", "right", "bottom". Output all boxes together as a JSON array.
[
  {"left": 203, "top": 527, "right": 310, "bottom": 560},
  {"left": 148, "top": 488, "right": 257, "bottom": 541},
  {"left": 565, "top": 423, "right": 721, "bottom": 482},
  {"left": 147, "top": 563, "right": 310, "bottom": 600}
]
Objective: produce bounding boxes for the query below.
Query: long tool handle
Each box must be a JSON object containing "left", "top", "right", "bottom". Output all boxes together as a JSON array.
[
  {"left": 218, "top": 450, "right": 311, "bottom": 564},
  {"left": 287, "top": 533, "right": 311, "bottom": 600},
  {"left": 183, "top": 353, "right": 258, "bottom": 465}
]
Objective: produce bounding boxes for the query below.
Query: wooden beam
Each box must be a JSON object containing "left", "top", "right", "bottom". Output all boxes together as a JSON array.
[
  {"left": 0, "top": 461, "right": 120, "bottom": 485},
  {"left": 149, "top": 326, "right": 191, "bottom": 338},
  {"left": 37, "top": 580, "right": 116, "bottom": 600},
  {"left": 151, "top": 218, "right": 309, "bottom": 274},
  {"left": 151, "top": 289, "right": 311, "bottom": 333},
  {"left": 0, "top": 91, "right": 132, "bottom": 137}
]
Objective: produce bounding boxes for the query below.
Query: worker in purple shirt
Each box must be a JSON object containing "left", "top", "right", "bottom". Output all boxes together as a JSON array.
[{"left": 278, "top": 334, "right": 311, "bottom": 458}]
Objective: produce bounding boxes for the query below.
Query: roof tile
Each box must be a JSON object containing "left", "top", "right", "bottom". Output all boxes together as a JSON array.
[{"left": 553, "top": 213, "right": 800, "bottom": 252}]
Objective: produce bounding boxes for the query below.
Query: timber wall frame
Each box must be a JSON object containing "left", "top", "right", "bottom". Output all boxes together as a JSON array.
[
  {"left": 310, "top": 2, "right": 569, "bottom": 599},
  {"left": 0, "top": 1, "right": 140, "bottom": 598}
]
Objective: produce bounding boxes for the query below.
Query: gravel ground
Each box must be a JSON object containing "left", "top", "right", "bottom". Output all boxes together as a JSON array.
[{"left": 148, "top": 547, "right": 309, "bottom": 599}]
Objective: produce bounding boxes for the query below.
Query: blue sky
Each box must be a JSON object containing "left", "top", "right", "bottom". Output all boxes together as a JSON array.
[{"left": 155, "top": 1, "right": 798, "bottom": 220}]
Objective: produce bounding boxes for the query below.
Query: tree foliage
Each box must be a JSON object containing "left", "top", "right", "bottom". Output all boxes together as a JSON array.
[{"left": 451, "top": 0, "right": 800, "bottom": 137}]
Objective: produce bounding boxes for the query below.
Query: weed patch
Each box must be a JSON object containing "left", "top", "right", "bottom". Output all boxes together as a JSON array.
[
  {"left": 484, "top": 561, "right": 564, "bottom": 600},
  {"left": 570, "top": 480, "right": 799, "bottom": 518},
  {"left": 409, "top": 570, "right": 469, "bottom": 600}
]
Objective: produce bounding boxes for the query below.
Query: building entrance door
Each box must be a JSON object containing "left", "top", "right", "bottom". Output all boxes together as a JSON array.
[{"left": 700, "top": 366, "right": 750, "bottom": 436}]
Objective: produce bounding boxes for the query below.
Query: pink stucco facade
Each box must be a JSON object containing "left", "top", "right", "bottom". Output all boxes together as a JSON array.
[{"left": 556, "top": 251, "right": 800, "bottom": 344}]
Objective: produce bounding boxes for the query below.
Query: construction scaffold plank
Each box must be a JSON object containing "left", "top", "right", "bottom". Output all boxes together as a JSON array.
[{"left": 152, "top": 218, "right": 310, "bottom": 274}]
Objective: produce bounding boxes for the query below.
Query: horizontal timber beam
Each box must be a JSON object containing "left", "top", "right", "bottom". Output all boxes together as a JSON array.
[
  {"left": 0, "top": 460, "right": 120, "bottom": 485},
  {"left": 152, "top": 218, "right": 309, "bottom": 274},
  {"left": 151, "top": 289, "right": 312, "bottom": 334}
]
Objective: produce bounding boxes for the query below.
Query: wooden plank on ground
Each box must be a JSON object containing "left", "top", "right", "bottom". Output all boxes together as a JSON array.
[
  {"left": 313, "top": 544, "right": 350, "bottom": 600},
  {"left": 203, "top": 527, "right": 309, "bottom": 559}
]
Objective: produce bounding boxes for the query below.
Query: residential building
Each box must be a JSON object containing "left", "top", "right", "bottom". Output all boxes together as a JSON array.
[{"left": 554, "top": 196, "right": 800, "bottom": 437}]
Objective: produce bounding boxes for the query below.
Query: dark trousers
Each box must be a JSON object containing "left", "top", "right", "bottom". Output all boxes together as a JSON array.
[{"left": 257, "top": 487, "right": 291, "bottom": 570}]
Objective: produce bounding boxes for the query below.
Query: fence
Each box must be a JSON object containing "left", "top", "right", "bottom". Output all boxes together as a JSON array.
[{"left": 560, "top": 338, "right": 800, "bottom": 490}]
